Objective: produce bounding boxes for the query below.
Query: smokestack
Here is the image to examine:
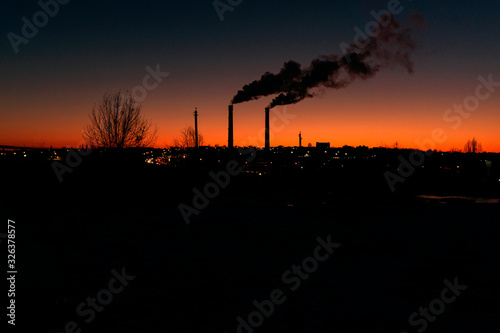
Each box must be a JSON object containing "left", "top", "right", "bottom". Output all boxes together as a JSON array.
[
  {"left": 194, "top": 107, "right": 198, "bottom": 148},
  {"left": 299, "top": 131, "right": 302, "bottom": 148},
  {"left": 265, "top": 107, "right": 270, "bottom": 149},
  {"left": 228, "top": 105, "right": 234, "bottom": 148}
]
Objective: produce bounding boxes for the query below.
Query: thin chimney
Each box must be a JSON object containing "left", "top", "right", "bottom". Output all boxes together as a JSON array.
[
  {"left": 194, "top": 107, "right": 199, "bottom": 148},
  {"left": 265, "top": 107, "right": 270, "bottom": 149},
  {"left": 228, "top": 105, "right": 234, "bottom": 148},
  {"left": 299, "top": 131, "right": 302, "bottom": 148}
]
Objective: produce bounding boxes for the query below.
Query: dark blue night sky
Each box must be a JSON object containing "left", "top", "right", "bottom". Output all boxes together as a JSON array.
[{"left": 1, "top": 0, "right": 500, "bottom": 149}]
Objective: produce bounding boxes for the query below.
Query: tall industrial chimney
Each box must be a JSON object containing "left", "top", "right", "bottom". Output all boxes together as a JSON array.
[
  {"left": 194, "top": 107, "right": 199, "bottom": 148},
  {"left": 228, "top": 105, "right": 234, "bottom": 148},
  {"left": 265, "top": 107, "right": 270, "bottom": 149},
  {"left": 299, "top": 131, "right": 302, "bottom": 148}
]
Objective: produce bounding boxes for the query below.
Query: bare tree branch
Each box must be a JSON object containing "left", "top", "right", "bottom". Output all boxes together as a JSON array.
[
  {"left": 172, "top": 126, "right": 204, "bottom": 148},
  {"left": 464, "top": 137, "right": 482, "bottom": 153},
  {"left": 82, "top": 90, "right": 158, "bottom": 148}
]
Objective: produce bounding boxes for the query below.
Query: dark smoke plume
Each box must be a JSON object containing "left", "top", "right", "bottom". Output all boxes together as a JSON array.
[{"left": 231, "top": 12, "right": 424, "bottom": 108}]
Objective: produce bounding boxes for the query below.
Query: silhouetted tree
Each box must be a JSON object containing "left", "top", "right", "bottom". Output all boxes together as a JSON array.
[
  {"left": 173, "top": 126, "right": 204, "bottom": 148},
  {"left": 464, "top": 137, "right": 482, "bottom": 153},
  {"left": 82, "top": 91, "right": 157, "bottom": 148}
]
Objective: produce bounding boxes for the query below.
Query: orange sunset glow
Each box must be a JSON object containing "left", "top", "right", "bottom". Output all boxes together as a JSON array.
[
  {"left": 3, "top": 2, "right": 500, "bottom": 332},
  {"left": 2, "top": 69, "right": 499, "bottom": 151}
]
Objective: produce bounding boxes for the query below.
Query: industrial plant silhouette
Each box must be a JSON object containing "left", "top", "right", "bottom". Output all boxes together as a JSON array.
[{"left": 2, "top": 8, "right": 500, "bottom": 333}]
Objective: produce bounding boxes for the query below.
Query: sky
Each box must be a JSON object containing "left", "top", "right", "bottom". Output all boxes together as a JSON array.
[{"left": 1, "top": 0, "right": 500, "bottom": 151}]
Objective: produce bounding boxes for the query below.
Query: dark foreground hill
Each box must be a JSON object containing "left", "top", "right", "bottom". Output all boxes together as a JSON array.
[{"left": 1, "top": 151, "right": 499, "bottom": 332}]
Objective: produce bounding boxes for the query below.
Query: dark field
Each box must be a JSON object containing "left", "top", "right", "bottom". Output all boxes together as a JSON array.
[{"left": 1, "top": 153, "right": 499, "bottom": 332}]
